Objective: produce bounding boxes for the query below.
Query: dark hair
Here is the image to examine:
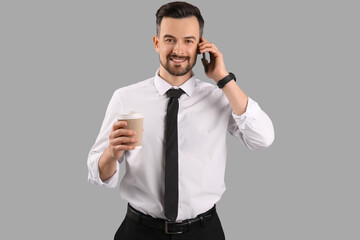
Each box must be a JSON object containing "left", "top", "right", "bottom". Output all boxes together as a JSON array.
[{"left": 155, "top": 1, "right": 204, "bottom": 39}]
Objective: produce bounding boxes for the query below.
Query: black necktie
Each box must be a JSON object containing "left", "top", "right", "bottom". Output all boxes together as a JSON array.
[{"left": 164, "top": 88, "right": 184, "bottom": 222}]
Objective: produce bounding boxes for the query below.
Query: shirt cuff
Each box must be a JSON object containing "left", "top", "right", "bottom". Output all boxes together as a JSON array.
[
  {"left": 231, "top": 97, "right": 261, "bottom": 130},
  {"left": 87, "top": 151, "right": 121, "bottom": 188}
]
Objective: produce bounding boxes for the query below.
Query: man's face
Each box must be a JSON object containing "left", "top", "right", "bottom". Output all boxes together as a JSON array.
[{"left": 153, "top": 16, "right": 200, "bottom": 77}]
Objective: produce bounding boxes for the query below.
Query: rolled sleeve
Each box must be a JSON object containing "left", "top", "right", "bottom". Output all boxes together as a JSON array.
[
  {"left": 228, "top": 97, "right": 275, "bottom": 150},
  {"left": 87, "top": 151, "right": 123, "bottom": 188},
  {"left": 87, "top": 90, "right": 124, "bottom": 188}
]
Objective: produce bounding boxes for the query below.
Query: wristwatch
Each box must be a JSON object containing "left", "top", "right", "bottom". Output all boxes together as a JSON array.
[{"left": 217, "top": 72, "right": 236, "bottom": 88}]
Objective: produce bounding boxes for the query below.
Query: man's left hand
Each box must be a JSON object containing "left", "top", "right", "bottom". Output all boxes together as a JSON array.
[{"left": 198, "top": 37, "right": 229, "bottom": 83}]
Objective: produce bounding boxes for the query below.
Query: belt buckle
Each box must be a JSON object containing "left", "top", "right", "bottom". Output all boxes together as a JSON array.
[{"left": 165, "top": 221, "right": 182, "bottom": 234}]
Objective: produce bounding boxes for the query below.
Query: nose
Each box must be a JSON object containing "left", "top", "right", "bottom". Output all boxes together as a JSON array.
[{"left": 172, "top": 41, "right": 186, "bottom": 56}]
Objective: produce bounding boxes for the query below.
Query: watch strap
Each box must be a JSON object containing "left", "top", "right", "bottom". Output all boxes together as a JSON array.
[{"left": 217, "top": 72, "right": 236, "bottom": 88}]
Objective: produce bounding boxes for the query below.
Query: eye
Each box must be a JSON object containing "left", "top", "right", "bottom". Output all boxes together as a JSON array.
[
  {"left": 185, "top": 40, "right": 193, "bottom": 44},
  {"left": 165, "top": 39, "right": 174, "bottom": 43}
]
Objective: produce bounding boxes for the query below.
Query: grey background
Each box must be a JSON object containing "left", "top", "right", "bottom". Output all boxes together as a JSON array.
[{"left": 1, "top": 0, "right": 359, "bottom": 239}]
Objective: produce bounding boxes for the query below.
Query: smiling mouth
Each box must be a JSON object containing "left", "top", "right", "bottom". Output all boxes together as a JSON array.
[{"left": 170, "top": 57, "right": 187, "bottom": 63}]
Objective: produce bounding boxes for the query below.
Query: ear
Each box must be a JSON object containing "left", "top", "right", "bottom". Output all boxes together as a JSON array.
[{"left": 153, "top": 35, "right": 159, "bottom": 53}]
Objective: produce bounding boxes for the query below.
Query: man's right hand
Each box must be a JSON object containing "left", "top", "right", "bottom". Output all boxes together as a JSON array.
[
  {"left": 107, "top": 120, "right": 138, "bottom": 160},
  {"left": 98, "top": 120, "right": 138, "bottom": 182}
]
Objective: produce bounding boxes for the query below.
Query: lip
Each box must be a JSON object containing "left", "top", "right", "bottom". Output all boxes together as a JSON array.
[{"left": 170, "top": 58, "right": 187, "bottom": 64}]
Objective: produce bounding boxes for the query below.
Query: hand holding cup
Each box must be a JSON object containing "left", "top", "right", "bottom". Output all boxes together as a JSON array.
[{"left": 108, "top": 120, "right": 138, "bottom": 160}]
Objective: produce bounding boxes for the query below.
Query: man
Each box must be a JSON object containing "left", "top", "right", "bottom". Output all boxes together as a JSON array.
[{"left": 87, "top": 1, "right": 274, "bottom": 239}]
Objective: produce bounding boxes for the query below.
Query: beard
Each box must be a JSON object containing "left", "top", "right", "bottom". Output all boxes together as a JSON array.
[{"left": 159, "top": 53, "right": 197, "bottom": 76}]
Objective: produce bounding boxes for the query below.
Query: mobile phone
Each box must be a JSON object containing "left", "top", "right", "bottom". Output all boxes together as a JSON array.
[{"left": 199, "top": 39, "right": 208, "bottom": 73}]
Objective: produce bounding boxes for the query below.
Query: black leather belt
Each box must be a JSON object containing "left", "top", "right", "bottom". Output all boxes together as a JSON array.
[{"left": 126, "top": 203, "right": 217, "bottom": 234}]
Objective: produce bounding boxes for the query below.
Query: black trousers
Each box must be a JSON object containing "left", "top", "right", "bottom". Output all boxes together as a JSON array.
[{"left": 114, "top": 207, "right": 226, "bottom": 240}]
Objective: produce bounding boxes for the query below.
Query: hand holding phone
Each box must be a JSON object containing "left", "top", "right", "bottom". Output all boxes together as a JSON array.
[{"left": 198, "top": 37, "right": 229, "bottom": 82}]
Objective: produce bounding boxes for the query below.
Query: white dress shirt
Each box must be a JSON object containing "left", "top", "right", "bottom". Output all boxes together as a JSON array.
[{"left": 87, "top": 68, "right": 274, "bottom": 221}]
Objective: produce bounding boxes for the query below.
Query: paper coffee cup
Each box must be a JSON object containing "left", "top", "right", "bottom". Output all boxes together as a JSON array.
[{"left": 117, "top": 112, "right": 144, "bottom": 149}]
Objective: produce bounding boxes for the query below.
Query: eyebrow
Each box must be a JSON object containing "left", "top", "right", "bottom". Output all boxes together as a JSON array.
[{"left": 163, "top": 34, "right": 197, "bottom": 40}]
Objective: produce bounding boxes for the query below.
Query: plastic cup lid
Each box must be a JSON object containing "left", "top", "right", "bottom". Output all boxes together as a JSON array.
[{"left": 117, "top": 111, "right": 144, "bottom": 120}]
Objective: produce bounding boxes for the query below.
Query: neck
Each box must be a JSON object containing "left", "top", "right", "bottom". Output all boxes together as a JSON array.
[{"left": 158, "top": 66, "right": 193, "bottom": 86}]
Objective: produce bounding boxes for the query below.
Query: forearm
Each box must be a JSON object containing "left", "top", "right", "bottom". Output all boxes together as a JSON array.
[
  {"left": 221, "top": 79, "right": 248, "bottom": 116},
  {"left": 98, "top": 147, "right": 122, "bottom": 182}
]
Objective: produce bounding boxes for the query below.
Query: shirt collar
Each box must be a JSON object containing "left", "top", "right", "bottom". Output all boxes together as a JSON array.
[{"left": 154, "top": 68, "right": 196, "bottom": 97}]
